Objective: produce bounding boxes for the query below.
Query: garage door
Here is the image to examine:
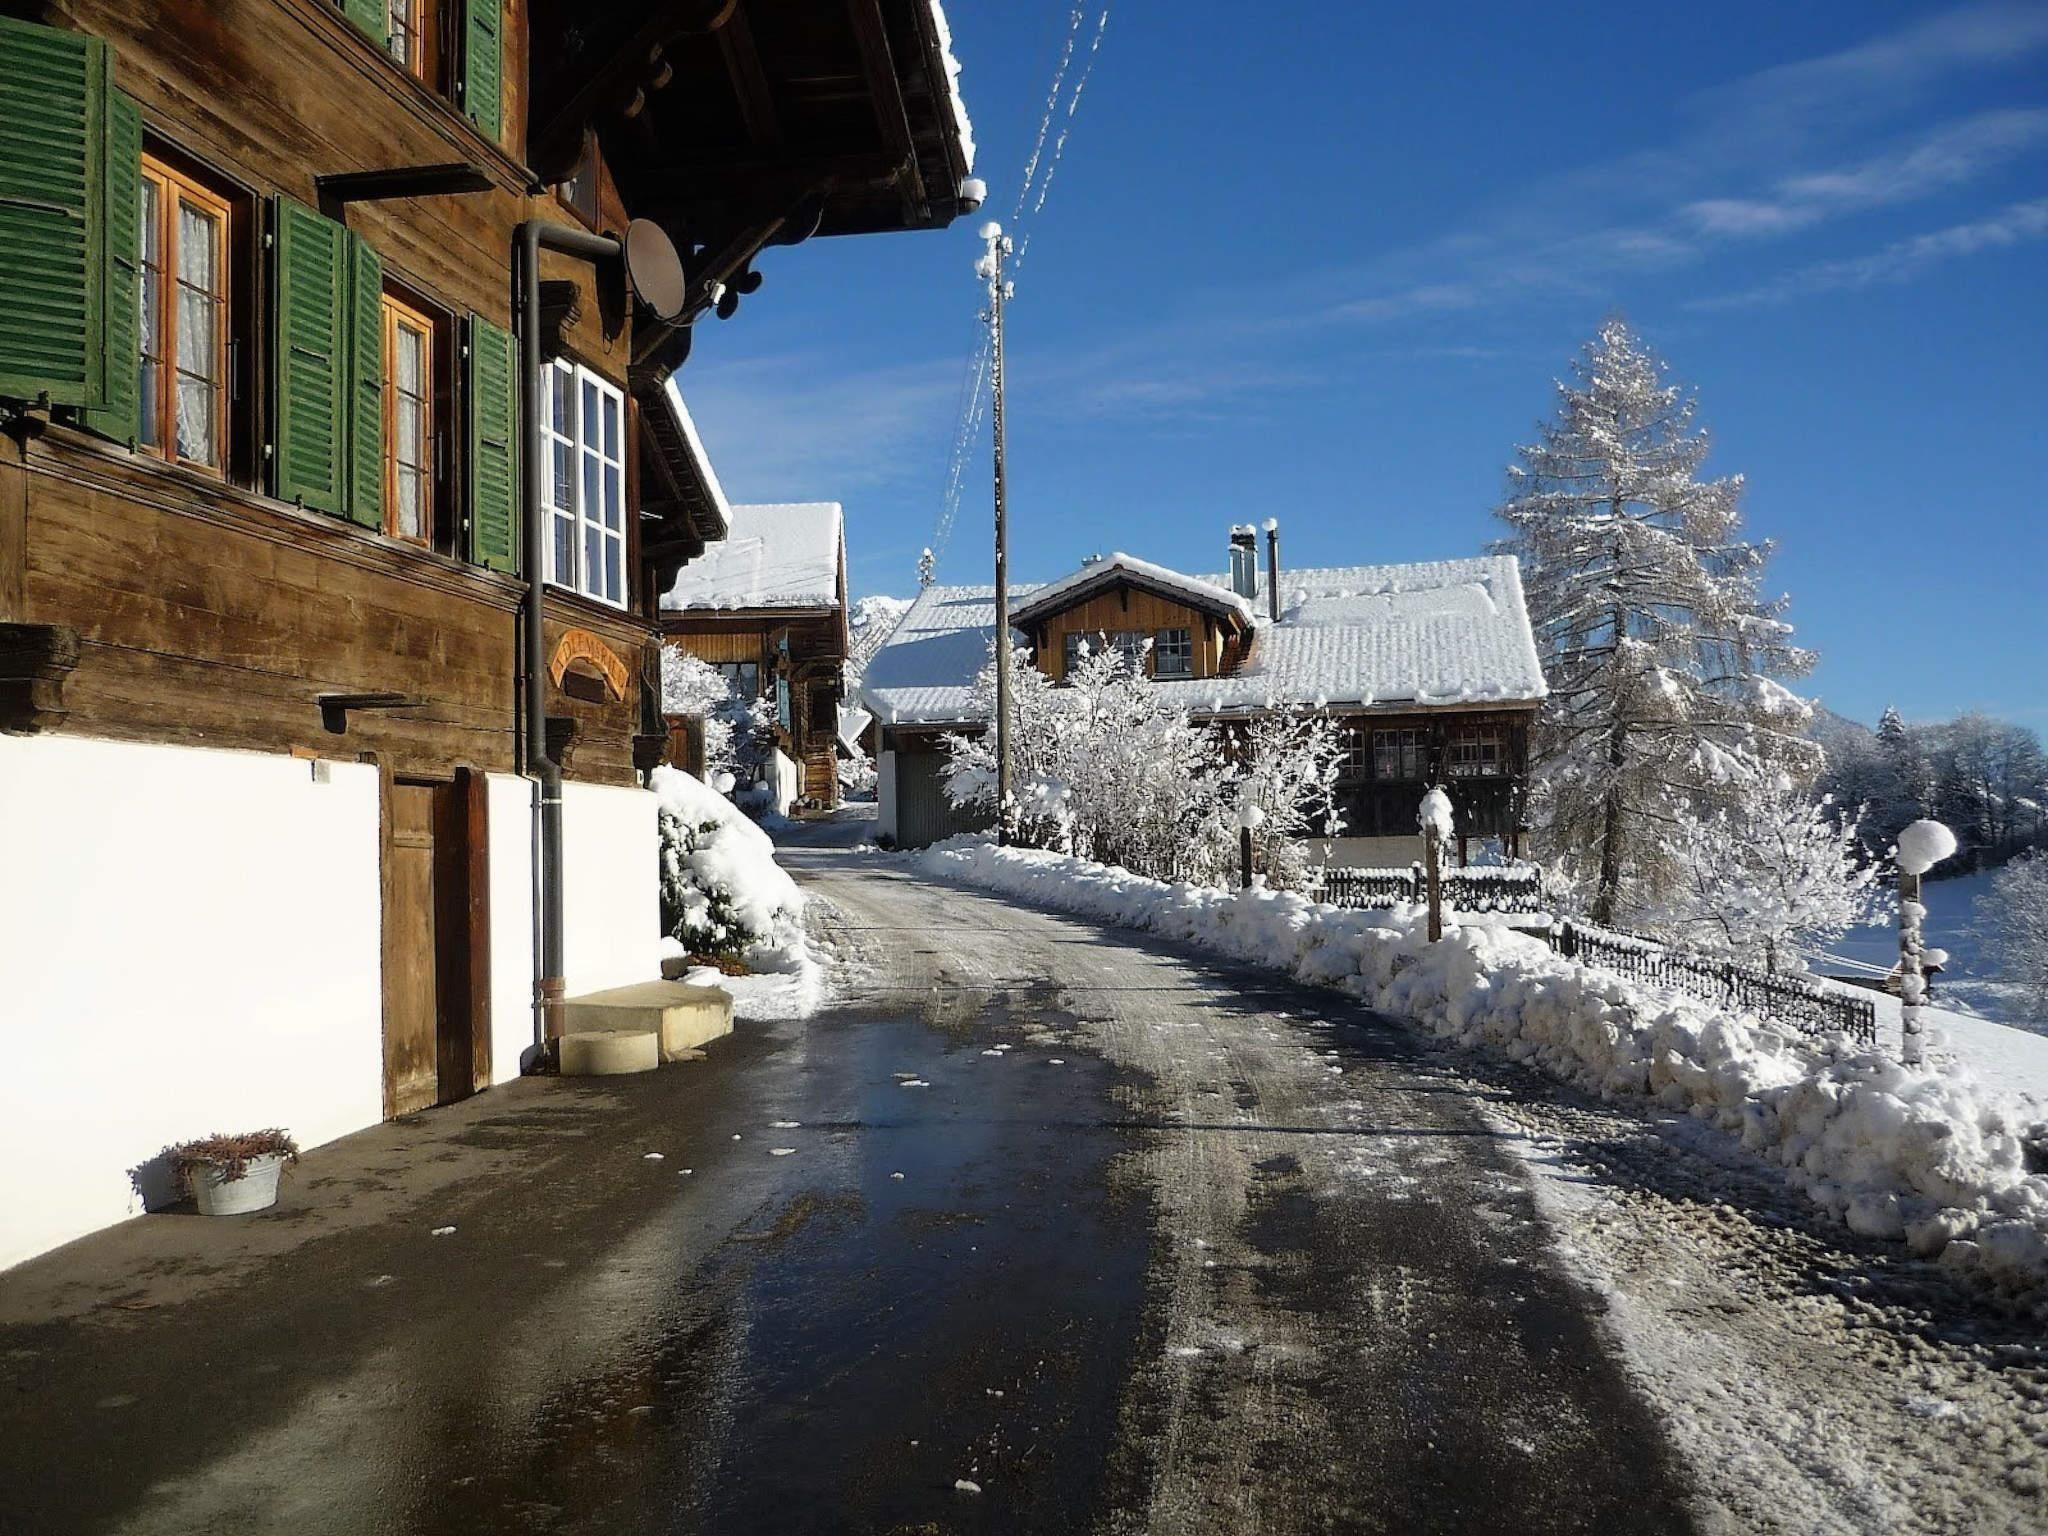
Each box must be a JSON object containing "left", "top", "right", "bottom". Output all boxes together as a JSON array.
[{"left": 895, "top": 750, "right": 994, "bottom": 848}]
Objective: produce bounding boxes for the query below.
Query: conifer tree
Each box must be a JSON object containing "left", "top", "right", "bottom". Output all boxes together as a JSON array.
[{"left": 1497, "top": 319, "right": 1818, "bottom": 925}]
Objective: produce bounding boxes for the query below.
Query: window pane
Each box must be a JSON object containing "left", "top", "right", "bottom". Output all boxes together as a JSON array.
[
  {"left": 582, "top": 454, "right": 601, "bottom": 525},
  {"left": 602, "top": 393, "right": 620, "bottom": 460},
  {"left": 396, "top": 465, "right": 425, "bottom": 540},
  {"left": 550, "top": 364, "right": 571, "bottom": 435},
  {"left": 603, "top": 537, "right": 621, "bottom": 603},
  {"left": 603, "top": 466, "right": 623, "bottom": 530},
  {"left": 582, "top": 523, "right": 602, "bottom": 598},
  {"left": 395, "top": 324, "right": 422, "bottom": 395},
  {"left": 175, "top": 372, "right": 216, "bottom": 464},
  {"left": 551, "top": 443, "right": 572, "bottom": 513},
  {"left": 551, "top": 511, "right": 574, "bottom": 585},
  {"left": 581, "top": 378, "right": 600, "bottom": 440},
  {"left": 177, "top": 203, "right": 218, "bottom": 292}
]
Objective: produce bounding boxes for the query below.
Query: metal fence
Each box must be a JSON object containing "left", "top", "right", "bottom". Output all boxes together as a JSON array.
[
  {"left": 1314, "top": 864, "right": 1547, "bottom": 915},
  {"left": 1543, "top": 920, "right": 1878, "bottom": 1047}
]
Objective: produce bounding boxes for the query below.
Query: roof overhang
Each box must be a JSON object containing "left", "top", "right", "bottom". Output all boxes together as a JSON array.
[
  {"left": 531, "top": 0, "right": 975, "bottom": 336},
  {"left": 639, "top": 384, "right": 732, "bottom": 595}
]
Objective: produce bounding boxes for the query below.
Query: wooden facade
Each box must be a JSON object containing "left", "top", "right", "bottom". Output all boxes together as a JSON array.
[
  {"left": 0, "top": 0, "right": 974, "bottom": 1118},
  {"left": 662, "top": 596, "right": 850, "bottom": 810}
]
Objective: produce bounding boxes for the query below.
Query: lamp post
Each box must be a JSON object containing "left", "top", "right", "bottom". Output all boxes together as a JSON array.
[
  {"left": 978, "top": 221, "right": 1015, "bottom": 844},
  {"left": 1237, "top": 800, "right": 1266, "bottom": 890},
  {"left": 1895, "top": 818, "right": 1958, "bottom": 1066}
]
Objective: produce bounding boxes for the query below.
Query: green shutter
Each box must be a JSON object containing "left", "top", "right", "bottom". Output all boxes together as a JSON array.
[
  {"left": 460, "top": 1, "right": 503, "bottom": 142},
  {"left": 465, "top": 314, "right": 517, "bottom": 573},
  {"left": 345, "top": 235, "right": 383, "bottom": 528},
  {"left": 81, "top": 90, "right": 140, "bottom": 443},
  {"left": 342, "top": 0, "right": 389, "bottom": 47},
  {"left": 0, "top": 18, "right": 111, "bottom": 409},
  {"left": 271, "top": 195, "right": 350, "bottom": 516}
]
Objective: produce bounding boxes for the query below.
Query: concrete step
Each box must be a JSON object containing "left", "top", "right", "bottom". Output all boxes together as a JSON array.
[
  {"left": 561, "top": 981, "right": 735, "bottom": 1063},
  {"left": 558, "top": 1028, "right": 660, "bottom": 1077}
]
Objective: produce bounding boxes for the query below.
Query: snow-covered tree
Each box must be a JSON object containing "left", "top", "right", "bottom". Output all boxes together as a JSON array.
[
  {"left": 1496, "top": 318, "right": 1819, "bottom": 926},
  {"left": 939, "top": 640, "right": 1343, "bottom": 889},
  {"left": 658, "top": 644, "right": 774, "bottom": 783},
  {"left": 1654, "top": 782, "right": 1881, "bottom": 974},
  {"left": 1978, "top": 853, "right": 2048, "bottom": 1015}
]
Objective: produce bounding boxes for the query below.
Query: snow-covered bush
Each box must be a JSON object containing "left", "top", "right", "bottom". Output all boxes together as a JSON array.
[
  {"left": 1653, "top": 783, "right": 1881, "bottom": 973},
  {"left": 1980, "top": 854, "right": 2048, "bottom": 1013},
  {"left": 922, "top": 839, "right": 2048, "bottom": 1310},
  {"left": 652, "top": 766, "right": 805, "bottom": 969},
  {"left": 940, "top": 640, "right": 1343, "bottom": 888}
]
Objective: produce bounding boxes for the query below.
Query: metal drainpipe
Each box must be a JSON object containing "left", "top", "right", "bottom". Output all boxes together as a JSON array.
[{"left": 516, "top": 220, "right": 623, "bottom": 1044}]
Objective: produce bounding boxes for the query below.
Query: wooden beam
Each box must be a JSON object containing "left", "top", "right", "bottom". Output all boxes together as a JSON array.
[
  {"left": 531, "top": 0, "right": 739, "bottom": 171},
  {"left": 717, "top": 2, "right": 781, "bottom": 147},
  {"left": 845, "top": 0, "right": 927, "bottom": 220}
]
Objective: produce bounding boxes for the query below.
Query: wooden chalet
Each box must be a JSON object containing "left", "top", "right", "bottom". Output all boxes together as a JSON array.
[
  {"left": 863, "top": 526, "right": 1547, "bottom": 862},
  {"left": 659, "top": 500, "right": 850, "bottom": 813},
  {"left": 0, "top": 0, "right": 976, "bottom": 1269}
]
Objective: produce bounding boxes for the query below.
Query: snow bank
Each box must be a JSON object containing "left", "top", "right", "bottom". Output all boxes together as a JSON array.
[
  {"left": 652, "top": 767, "right": 807, "bottom": 976},
  {"left": 919, "top": 839, "right": 2048, "bottom": 1309}
]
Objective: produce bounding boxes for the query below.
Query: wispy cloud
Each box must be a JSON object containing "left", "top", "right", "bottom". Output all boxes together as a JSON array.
[
  {"left": 1322, "top": 6, "right": 2048, "bottom": 323},
  {"left": 1681, "top": 108, "right": 2048, "bottom": 237},
  {"left": 1689, "top": 196, "right": 2048, "bottom": 308}
]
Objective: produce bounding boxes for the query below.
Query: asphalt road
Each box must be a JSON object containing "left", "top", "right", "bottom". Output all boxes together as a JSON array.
[{"left": 0, "top": 849, "right": 1696, "bottom": 1535}]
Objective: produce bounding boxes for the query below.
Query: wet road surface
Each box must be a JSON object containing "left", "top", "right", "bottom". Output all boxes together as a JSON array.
[{"left": 0, "top": 849, "right": 1696, "bottom": 1534}]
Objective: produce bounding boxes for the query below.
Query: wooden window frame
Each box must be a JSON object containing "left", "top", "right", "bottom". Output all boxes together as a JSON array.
[
  {"left": 384, "top": 0, "right": 442, "bottom": 88},
  {"left": 1374, "top": 727, "right": 1427, "bottom": 782},
  {"left": 1447, "top": 724, "right": 1506, "bottom": 779},
  {"left": 139, "top": 155, "right": 232, "bottom": 477},
  {"left": 1154, "top": 626, "right": 1193, "bottom": 678},
  {"left": 380, "top": 291, "right": 435, "bottom": 546}
]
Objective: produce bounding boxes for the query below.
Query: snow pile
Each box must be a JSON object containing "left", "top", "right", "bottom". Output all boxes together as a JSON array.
[
  {"left": 918, "top": 839, "right": 2048, "bottom": 1308},
  {"left": 652, "top": 767, "right": 806, "bottom": 972},
  {"left": 1898, "top": 819, "right": 1960, "bottom": 876}
]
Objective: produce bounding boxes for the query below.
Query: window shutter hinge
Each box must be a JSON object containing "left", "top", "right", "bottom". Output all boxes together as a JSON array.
[{"left": 264, "top": 232, "right": 274, "bottom": 249}]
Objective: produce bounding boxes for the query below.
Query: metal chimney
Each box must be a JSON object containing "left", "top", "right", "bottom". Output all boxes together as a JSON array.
[
  {"left": 1264, "top": 519, "right": 1281, "bottom": 621},
  {"left": 1227, "top": 525, "right": 1257, "bottom": 600}
]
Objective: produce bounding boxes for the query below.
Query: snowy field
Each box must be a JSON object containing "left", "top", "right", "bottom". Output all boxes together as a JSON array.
[{"left": 1827, "top": 870, "right": 2044, "bottom": 1037}]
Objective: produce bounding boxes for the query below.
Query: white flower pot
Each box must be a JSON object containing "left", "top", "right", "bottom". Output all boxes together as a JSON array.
[{"left": 189, "top": 1153, "right": 286, "bottom": 1216}]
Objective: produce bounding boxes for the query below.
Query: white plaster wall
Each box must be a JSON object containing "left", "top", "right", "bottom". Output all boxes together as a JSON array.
[
  {"left": 0, "top": 736, "right": 382, "bottom": 1270},
  {"left": 769, "top": 747, "right": 800, "bottom": 815},
  {"left": 484, "top": 775, "right": 661, "bottom": 1081},
  {"left": 876, "top": 749, "right": 899, "bottom": 842},
  {"left": 1308, "top": 835, "right": 1428, "bottom": 870}
]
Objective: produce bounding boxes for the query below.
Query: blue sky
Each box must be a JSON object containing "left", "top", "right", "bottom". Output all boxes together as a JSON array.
[{"left": 679, "top": 1, "right": 2048, "bottom": 729}]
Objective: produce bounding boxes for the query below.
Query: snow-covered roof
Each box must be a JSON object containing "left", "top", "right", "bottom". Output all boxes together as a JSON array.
[
  {"left": 924, "top": 1, "right": 975, "bottom": 173},
  {"left": 661, "top": 501, "right": 844, "bottom": 612},
  {"left": 661, "top": 384, "right": 732, "bottom": 540},
  {"left": 860, "top": 583, "right": 1038, "bottom": 727},
  {"left": 1188, "top": 556, "right": 1549, "bottom": 712},
  {"left": 863, "top": 554, "right": 1546, "bottom": 725},
  {"left": 1012, "top": 552, "right": 1255, "bottom": 628}
]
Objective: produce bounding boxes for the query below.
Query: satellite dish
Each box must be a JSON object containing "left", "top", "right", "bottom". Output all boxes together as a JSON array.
[{"left": 624, "top": 219, "right": 687, "bottom": 322}]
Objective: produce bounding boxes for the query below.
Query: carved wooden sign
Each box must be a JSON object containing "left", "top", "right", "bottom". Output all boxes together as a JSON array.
[{"left": 548, "top": 629, "right": 631, "bottom": 701}]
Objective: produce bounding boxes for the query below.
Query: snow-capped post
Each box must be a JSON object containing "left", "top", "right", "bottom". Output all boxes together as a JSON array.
[
  {"left": 1420, "top": 785, "right": 1454, "bottom": 942},
  {"left": 1894, "top": 818, "right": 1958, "bottom": 1066},
  {"left": 1236, "top": 800, "right": 1266, "bottom": 890}
]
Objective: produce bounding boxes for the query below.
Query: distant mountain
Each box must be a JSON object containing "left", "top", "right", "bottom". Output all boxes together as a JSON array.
[{"left": 1808, "top": 704, "right": 1874, "bottom": 750}]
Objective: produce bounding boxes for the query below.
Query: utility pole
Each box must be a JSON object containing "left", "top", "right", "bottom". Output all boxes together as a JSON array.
[{"left": 979, "top": 221, "right": 1015, "bottom": 843}]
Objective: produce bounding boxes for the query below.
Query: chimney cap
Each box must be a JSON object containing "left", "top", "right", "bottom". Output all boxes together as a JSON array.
[{"left": 1263, "top": 518, "right": 1279, "bottom": 533}]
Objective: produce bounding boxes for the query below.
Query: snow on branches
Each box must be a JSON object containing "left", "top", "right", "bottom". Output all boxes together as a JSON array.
[
  {"left": 1654, "top": 782, "right": 1882, "bottom": 974},
  {"left": 1496, "top": 318, "right": 1819, "bottom": 926},
  {"left": 940, "top": 638, "right": 1345, "bottom": 889}
]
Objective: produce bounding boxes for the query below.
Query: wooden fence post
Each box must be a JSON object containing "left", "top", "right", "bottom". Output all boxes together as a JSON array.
[{"left": 1425, "top": 823, "right": 1443, "bottom": 942}]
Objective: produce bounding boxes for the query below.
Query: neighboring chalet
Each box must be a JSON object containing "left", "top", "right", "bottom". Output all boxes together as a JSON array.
[
  {"left": 863, "top": 525, "right": 1548, "bottom": 861},
  {"left": 0, "top": 0, "right": 976, "bottom": 1268},
  {"left": 659, "top": 500, "right": 849, "bottom": 813}
]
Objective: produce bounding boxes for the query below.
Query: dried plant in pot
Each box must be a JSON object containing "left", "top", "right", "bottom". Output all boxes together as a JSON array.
[{"left": 163, "top": 1130, "right": 300, "bottom": 1216}]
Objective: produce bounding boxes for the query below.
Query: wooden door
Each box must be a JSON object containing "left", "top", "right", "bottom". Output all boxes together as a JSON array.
[
  {"left": 384, "top": 781, "right": 442, "bottom": 1117},
  {"left": 381, "top": 772, "right": 490, "bottom": 1118}
]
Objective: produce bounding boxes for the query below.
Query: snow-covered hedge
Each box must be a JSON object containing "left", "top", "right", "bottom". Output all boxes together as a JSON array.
[
  {"left": 653, "top": 767, "right": 806, "bottom": 971},
  {"left": 921, "top": 838, "right": 2048, "bottom": 1310}
]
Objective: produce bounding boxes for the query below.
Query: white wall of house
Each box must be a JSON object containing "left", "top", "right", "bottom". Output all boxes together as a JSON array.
[
  {"left": 1308, "top": 834, "right": 1429, "bottom": 870},
  {"left": 0, "top": 735, "right": 383, "bottom": 1271},
  {"left": 769, "top": 747, "right": 800, "bottom": 816},
  {"left": 484, "top": 776, "right": 662, "bottom": 1082}
]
